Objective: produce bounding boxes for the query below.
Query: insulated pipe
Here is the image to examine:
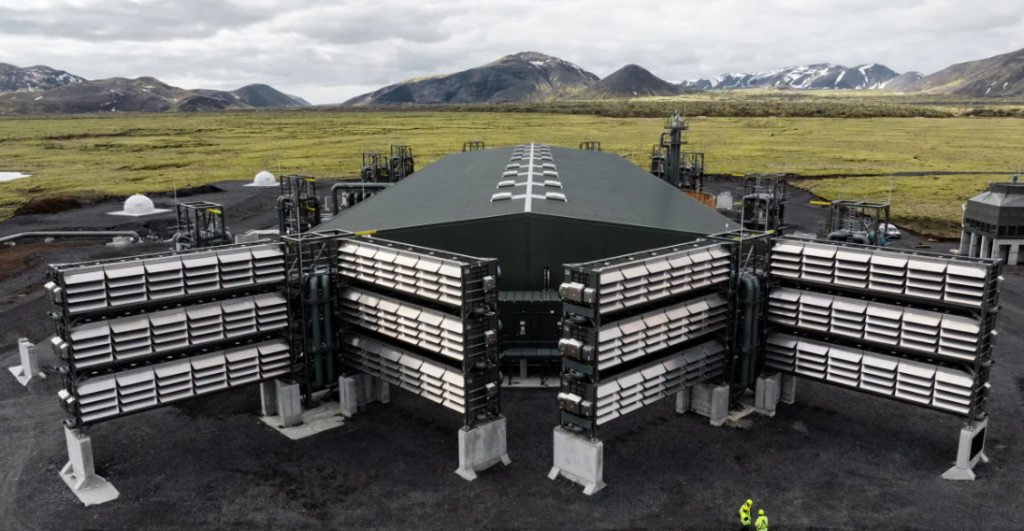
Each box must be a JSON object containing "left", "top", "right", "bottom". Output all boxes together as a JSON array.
[
  {"left": 741, "top": 275, "right": 761, "bottom": 386},
  {"left": 331, "top": 182, "right": 389, "bottom": 215},
  {"left": 0, "top": 231, "right": 140, "bottom": 244},
  {"left": 321, "top": 274, "right": 335, "bottom": 383},
  {"left": 309, "top": 275, "right": 324, "bottom": 389},
  {"left": 277, "top": 196, "right": 290, "bottom": 234}
]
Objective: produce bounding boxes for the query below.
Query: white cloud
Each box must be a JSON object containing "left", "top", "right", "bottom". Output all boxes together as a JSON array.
[{"left": 0, "top": 0, "right": 1021, "bottom": 103}]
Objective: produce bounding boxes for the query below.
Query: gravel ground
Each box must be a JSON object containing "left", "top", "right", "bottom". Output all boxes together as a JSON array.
[{"left": 0, "top": 178, "right": 1019, "bottom": 530}]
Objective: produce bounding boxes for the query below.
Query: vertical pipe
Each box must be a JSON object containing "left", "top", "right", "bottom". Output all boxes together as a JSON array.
[
  {"left": 309, "top": 275, "right": 324, "bottom": 389},
  {"left": 321, "top": 274, "right": 335, "bottom": 383}
]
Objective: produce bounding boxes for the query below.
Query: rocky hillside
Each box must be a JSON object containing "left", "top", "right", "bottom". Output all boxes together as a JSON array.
[
  {"left": 0, "top": 63, "right": 85, "bottom": 92},
  {"left": 0, "top": 63, "right": 310, "bottom": 114},
  {"left": 193, "top": 84, "right": 310, "bottom": 108},
  {"left": 0, "top": 77, "right": 204, "bottom": 113},
  {"left": 907, "top": 47, "right": 1024, "bottom": 97},
  {"left": 683, "top": 64, "right": 901, "bottom": 91},
  {"left": 883, "top": 72, "right": 925, "bottom": 92},
  {"left": 343, "top": 52, "right": 599, "bottom": 105},
  {"left": 579, "top": 64, "right": 691, "bottom": 99}
]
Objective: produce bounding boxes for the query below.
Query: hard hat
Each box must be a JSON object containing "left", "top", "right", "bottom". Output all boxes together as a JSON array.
[{"left": 759, "top": 509, "right": 764, "bottom": 515}]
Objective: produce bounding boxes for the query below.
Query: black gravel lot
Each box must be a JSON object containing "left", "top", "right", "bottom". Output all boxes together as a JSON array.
[{"left": 0, "top": 179, "right": 1019, "bottom": 530}]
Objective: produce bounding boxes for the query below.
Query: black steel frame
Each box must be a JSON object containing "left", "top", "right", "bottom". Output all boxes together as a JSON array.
[
  {"left": 174, "top": 200, "right": 229, "bottom": 249},
  {"left": 557, "top": 241, "right": 736, "bottom": 438}
]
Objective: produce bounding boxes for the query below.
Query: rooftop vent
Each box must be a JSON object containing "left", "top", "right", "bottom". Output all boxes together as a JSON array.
[
  {"left": 543, "top": 170, "right": 559, "bottom": 178},
  {"left": 491, "top": 192, "right": 513, "bottom": 202},
  {"left": 544, "top": 180, "right": 562, "bottom": 188},
  {"left": 502, "top": 170, "right": 518, "bottom": 178},
  {"left": 497, "top": 180, "right": 516, "bottom": 188},
  {"left": 545, "top": 192, "right": 567, "bottom": 202}
]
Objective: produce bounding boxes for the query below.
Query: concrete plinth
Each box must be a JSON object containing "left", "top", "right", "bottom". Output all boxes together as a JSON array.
[
  {"left": 275, "top": 380, "right": 302, "bottom": 428},
  {"left": 754, "top": 373, "right": 782, "bottom": 417},
  {"left": 260, "top": 381, "right": 278, "bottom": 417},
  {"left": 943, "top": 419, "right": 989, "bottom": 481},
  {"left": 549, "top": 426, "right": 606, "bottom": 495},
  {"left": 59, "top": 426, "right": 119, "bottom": 506},
  {"left": 690, "top": 383, "right": 730, "bottom": 426},
  {"left": 7, "top": 338, "right": 41, "bottom": 386},
  {"left": 675, "top": 387, "right": 692, "bottom": 413},
  {"left": 455, "top": 416, "right": 512, "bottom": 481},
  {"left": 781, "top": 374, "right": 797, "bottom": 405},
  {"left": 339, "top": 374, "right": 390, "bottom": 418}
]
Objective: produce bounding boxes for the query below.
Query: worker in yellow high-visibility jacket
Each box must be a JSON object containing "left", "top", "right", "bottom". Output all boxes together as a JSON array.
[
  {"left": 738, "top": 499, "right": 753, "bottom": 530},
  {"left": 755, "top": 509, "right": 768, "bottom": 531}
]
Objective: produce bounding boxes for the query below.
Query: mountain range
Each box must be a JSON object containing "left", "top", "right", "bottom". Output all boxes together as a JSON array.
[
  {"left": 906, "top": 47, "right": 1024, "bottom": 96},
  {"left": 343, "top": 52, "right": 599, "bottom": 105},
  {"left": 3, "top": 46, "right": 1023, "bottom": 114},
  {"left": 682, "top": 64, "right": 909, "bottom": 91},
  {"left": 0, "top": 63, "right": 310, "bottom": 114}
]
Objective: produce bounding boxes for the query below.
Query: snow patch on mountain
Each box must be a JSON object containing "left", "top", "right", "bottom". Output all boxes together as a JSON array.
[{"left": 683, "top": 63, "right": 901, "bottom": 91}]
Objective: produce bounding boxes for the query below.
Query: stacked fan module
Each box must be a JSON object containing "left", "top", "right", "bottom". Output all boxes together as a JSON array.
[
  {"left": 46, "top": 243, "right": 290, "bottom": 427},
  {"left": 557, "top": 241, "right": 734, "bottom": 435},
  {"left": 337, "top": 237, "right": 501, "bottom": 426},
  {"left": 766, "top": 238, "right": 1001, "bottom": 418}
]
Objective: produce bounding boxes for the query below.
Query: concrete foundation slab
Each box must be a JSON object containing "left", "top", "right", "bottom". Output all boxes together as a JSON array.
[
  {"left": 260, "top": 401, "right": 346, "bottom": 441},
  {"left": 455, "top": 416, "right": 512, "bottom": 481},
  {"left": 943, "top": 419, "right": 989, "bottom": 481},
  {"left": 754, "top": 373, "right": 782, "bottom": 417},
  {"left": 59, "top": 426, "right": 119, "bottom": 506},
  {"left": 7, "top": 338, "right": 41, "bottom": 386},
  {"left": 549, "top": 426, "right": 606, "bottom": 495}
]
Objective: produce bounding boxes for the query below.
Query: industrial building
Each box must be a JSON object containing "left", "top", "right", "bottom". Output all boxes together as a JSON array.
[
  {"left": 959, "top": 181, "right": 1024, "bottom": 264},
  {"left": 316, "top": 144, "right": 735, "bottom": 357}
]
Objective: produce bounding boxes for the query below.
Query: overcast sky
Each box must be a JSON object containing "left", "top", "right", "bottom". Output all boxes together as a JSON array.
[{"left": 1, "top": 0, "right": 1022, "bottom": 104}]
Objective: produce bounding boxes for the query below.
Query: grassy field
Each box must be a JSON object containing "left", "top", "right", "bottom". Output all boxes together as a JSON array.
[{"left": 0, "top": 111, "right": 1022, "bottom": 237}]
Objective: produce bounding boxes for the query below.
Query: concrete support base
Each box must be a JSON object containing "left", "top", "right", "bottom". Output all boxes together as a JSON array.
[
  {"left": 59, "top": 426, "right": 119, "bottom": 506},
  {"left": 259, "top": 381, "right": 346, "bottom": 440},
  {"left": 549, "top": 426, "right": 606, "bottom": 495},
  {"left": 754, "top": 373, "right": 782, "bottom": 417},
  {"left": 7, "top": 338, "right": 41, "bottom": 386},
  {"left": 688, "top": 382, "right": 730, "bottom": 426},
  {"left": 454, "top": 416, "right": 511, "bottom": 481},
  {"left": 275, "top": 380, "right": 302, "bottom": 427},
  {"left": 675, "top": 387, "right": 692, "bottom": 413},
  {"left": 339, "top": 374, "right": 390, "bottom": 418},
  {"left": 781, "top": 374, "right": 797, "bottom": 405},
  {"left": 943, "top": 419, "right": 989, "bottom": 481}
]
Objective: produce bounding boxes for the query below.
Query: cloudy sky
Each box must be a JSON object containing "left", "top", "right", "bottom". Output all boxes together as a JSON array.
[{"left": 1, "top": 0, "right": 1022, "bottom": 104}]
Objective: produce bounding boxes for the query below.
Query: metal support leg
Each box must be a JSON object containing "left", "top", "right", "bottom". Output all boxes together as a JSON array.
[{"left": 520, "top": 359, "right": 528, "bottom": 380}]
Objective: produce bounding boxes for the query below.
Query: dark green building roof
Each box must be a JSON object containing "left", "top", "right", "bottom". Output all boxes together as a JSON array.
[
  {"left": 316, "top": 144, "right": 736, "bottom": 290},
  {"left": 317, "top": 145, "right": 735, "bottom": 234}
]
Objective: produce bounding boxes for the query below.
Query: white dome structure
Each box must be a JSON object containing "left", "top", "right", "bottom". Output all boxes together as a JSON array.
[
  {"left": 254, "top": 171, "right": 276, "bottom": 186},
  {"left": 124, "top": 194, "right": 156, "bottom": 214},
  {"left": 109, "top": 193, "right": 169, "bottom": 217}
]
